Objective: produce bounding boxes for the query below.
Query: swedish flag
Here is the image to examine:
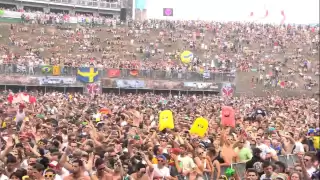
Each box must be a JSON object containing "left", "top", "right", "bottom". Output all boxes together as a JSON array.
[{"left": 77, "top": 67, "right": 99, "bottom": 83}]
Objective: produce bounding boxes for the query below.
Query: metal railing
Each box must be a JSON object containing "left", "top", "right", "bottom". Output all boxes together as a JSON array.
[
  {"left": 218, "top": 154, "right": 299, "bottom": 180},
  {"left": 0, "top": 64, "right": 236, "bottom": 83}
]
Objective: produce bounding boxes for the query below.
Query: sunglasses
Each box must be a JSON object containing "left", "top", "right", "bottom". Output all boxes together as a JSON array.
[{"left": 44, "top": 174, "right": 55, "bottom": 178}]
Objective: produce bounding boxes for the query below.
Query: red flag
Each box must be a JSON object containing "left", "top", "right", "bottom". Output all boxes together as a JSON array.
[
  {"left": 263, "top": 10, "right": 268, "bottom": 19},
  {"left": 29, "top": 96, "right": 36, "bottom": 104},
  {"left": 100, "top": 108, "right": 110, "bottom": 114},
  {"left": 7, "top": 94, "right": 13, "bottom": 103},
  {"left": 7, "top": 93, "right": 35, "bottom": 104},
  {"left": 280, "top": 10, "right": 286, "bottom": 24},
  {"left": 130, "top": 69, "right": 139, "bottom": 76},
  {"left": 107, "top": 69, "right": 121, "bottom": 78},
  {"left": 250, "top": 12, "right": 254, "bottom": 17}
]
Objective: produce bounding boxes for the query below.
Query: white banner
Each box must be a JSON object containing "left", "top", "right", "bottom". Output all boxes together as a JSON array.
[{"left": 1, "top": 11, "right": 37, "bottom": 19}]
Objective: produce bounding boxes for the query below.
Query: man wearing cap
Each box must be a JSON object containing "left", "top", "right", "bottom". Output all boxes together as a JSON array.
[{"left": 142, "top": 152, "right": 170, "bottom": 180}]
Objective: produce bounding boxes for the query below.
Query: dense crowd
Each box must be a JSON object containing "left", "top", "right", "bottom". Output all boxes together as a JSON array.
[
  {"left": 0, "top": 91, "right": 319, "bottom": 180},
  {"left": 0, "top": 11, "right": 319, "bottom": 89}
]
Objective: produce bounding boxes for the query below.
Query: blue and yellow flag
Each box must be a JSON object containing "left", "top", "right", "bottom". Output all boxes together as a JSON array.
[{"left": 77, "top": 67, "right": 99, "bottom": 83}]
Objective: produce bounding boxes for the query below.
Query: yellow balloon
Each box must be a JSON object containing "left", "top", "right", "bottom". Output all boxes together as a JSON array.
[
  {"left": 189, "top": 117, "right": 208, "bottom": 137},
  {"left": 180, "top": 51, "right": 193, "bottom": 64},
  {"left": 1, "top": 122, "right": 6, "bottom": 128},
  {"left": 159, "top": 110, "right": 174, "bottom": 131}
]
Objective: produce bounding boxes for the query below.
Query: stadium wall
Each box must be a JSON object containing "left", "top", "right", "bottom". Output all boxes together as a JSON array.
[
  {"left": 0, "top": 0, "right": 121, "bottom": 17},
  {"left": 143, "top": 0, "right": 319, "bottom": 24}
]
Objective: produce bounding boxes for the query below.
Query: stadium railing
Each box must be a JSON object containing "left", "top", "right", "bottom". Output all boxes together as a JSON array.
[
  {"left": 0, "top": 64, "right": 236, "bottom": 83},
  {"left": 19, "top": 0, "right": 121, "bottom": 9}
]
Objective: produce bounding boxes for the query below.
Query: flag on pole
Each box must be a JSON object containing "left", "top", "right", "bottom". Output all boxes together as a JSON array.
[
  {"left": 280, "top": 10, "right": 286, "bottom": 24},
  {"left": 203, "top": 70, "right": 210, "bottom": 79}
]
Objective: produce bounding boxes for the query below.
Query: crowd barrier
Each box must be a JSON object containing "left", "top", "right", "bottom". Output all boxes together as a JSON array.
[
  {"left": 0, "top": 64, "right": 236, "bottom": 83},
  {"left": 0, "top": 10, "right": 118, "bottom": 25},
  {"left": 217, "top": 154, "right": 299, "bottom": 180}
]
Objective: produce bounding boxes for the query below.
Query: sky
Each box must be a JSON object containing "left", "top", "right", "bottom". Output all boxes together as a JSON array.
[{"left": 143, "top": 0, "right": 319, "bottom": 24}]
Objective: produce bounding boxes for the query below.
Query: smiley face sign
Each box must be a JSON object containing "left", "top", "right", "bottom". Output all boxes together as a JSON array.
[
  {"left": 189, "top": 117, "right": 208, "bottom": 137},
  {"left": 159, "top": 110, "right": 174, "bottom": 131},
  {"left": 221, "top": 106, "right": 235, "bottom": 127}
]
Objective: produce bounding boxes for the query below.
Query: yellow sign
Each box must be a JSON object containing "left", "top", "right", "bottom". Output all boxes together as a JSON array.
[
  {"left": 159, "top": 110, "right": 174, "bottom": 131},
  {"left": 189, "top": 117, "right": 208, "bottom": 137},
  {"left": 52, "top": 66, "right": 61, "bottom": 76}
]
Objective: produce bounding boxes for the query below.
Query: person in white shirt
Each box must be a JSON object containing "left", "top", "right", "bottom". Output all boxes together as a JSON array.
[
  {"left": 143, "top": 153, "right": 170, "bottom": 179},
  {"left": 178, "top": 144, "right": 196, "bottom": 178}
]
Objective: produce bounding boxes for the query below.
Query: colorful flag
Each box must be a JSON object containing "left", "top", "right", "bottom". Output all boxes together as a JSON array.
[
  {"left": 280, "top": 10, "right": 286, "bottom": 24},
  {"left": 130, "top": 69, "right": 139, "bottom": 76},
  {"left": 221, "top": 83, "right": 234, "bottom": 97},
  {"left": 203, "top": 70, "right": 210, "bottom": 79},
  {"left": 278, "top": 80, "right": 285, "bottom": 88},
  {"left": 16, "top": 65, "right": 27, "bottom": 73},
  {"left": 52, "top": 66, "right": 61, "bottom": 76},
  {"left": 87, "top": 83, "right": 100, "bottom": 94},
  {"left": 77, "top": 67, "right": 99, "bottom": 83},
  {"left": 41, "top": 65, "right": 52, "bottom": 74},
  {"left": 107, "top": 69, "right": 121, "bottom": 78},
  {"left": 7, "top": 92, "right": 36, "bottom": 104}
]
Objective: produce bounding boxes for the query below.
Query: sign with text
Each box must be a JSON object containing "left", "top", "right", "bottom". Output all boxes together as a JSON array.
[{"left": 37, "top": 77, "right": 78, "bottom": 86}]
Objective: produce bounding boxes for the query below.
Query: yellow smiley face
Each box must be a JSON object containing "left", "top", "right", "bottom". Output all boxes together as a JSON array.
[
  {"left": 159, "top": 110, "right": 174, "bottom": 131},
  {"left": 189, "top": 117, "right": 208, "bottom": 137}
]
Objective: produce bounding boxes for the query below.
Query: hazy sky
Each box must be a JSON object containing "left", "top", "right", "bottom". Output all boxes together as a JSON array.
[{"left": 144, "top": 0, "right": 319, "bottom": 24}]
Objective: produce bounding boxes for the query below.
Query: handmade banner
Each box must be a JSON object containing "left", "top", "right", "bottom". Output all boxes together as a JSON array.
[{"left": 37, "top": 77, "right": 76, "bottom": 86}]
